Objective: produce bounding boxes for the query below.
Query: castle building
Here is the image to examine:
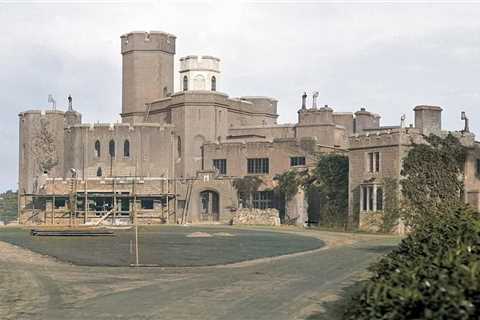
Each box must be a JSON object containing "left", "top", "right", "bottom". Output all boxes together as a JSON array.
[
  {"left": 17, "top": 30, "right": 480, "bottom": 231},
  {"left": 348, "top": 106, "right": 480, "bottom": 233}
]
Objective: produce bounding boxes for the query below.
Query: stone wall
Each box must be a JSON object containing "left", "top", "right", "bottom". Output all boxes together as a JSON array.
[
  {"left": 231, "top": 208, "right": 280, "bottom": 226},
  {"left": 359, "top": 212, "right": 407, "bottom": 235},
  {"left": 203, "top": 138, "right": 319, "bottom": 178},
  {"left": 65, "top": 123, "right": 175, "bottom": 179}
]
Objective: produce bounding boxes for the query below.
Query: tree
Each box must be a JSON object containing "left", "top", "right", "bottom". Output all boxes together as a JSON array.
[
  {"left": 233, "top": 176, "right": 262, "bottom": 208},
  {"left": 0, "top": 190, "right": 18, "bottom": 223}
]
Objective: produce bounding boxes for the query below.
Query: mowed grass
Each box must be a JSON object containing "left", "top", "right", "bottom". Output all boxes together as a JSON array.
[{"left": 0, "top": 226, "right": 324, "bottom": 267}]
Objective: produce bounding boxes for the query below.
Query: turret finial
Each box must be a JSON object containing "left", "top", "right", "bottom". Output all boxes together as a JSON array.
[
  {"left": 68, "top": 95, "right": 73, "bottom": 111},
  {"left": 400, "top": 114, "right": 406, "bottom": 128},
  {"left": 461, "top": 111, "right": 470, "bottom": 133},
  {"left": 312, "top": 91, "right": 319, "bottom": 109}
]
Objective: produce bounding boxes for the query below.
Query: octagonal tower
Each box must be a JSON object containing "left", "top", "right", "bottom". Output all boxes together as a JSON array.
[{"left": 179, "top": 55, "right": 220, "bottom": 92}]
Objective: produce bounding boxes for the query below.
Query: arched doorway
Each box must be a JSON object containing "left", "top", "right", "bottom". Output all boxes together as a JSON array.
[{"left": 199, "top": 190, "right": 219, "bottom": 222}]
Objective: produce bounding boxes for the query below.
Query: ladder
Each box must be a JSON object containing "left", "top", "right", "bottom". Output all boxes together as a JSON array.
[
  {"left": 95, "top": 209, "right": 114, "bottom": 226},
  {"left": 181, "top": 180, "right": 194, "bottom": 224},
  {"left": 144, "top": 103, "right": 152, "bottom": 122}
]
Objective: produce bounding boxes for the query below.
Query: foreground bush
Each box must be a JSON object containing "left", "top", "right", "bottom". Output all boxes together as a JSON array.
[{"left": 345, "top": 206, "right": 480, "bottom": 320}]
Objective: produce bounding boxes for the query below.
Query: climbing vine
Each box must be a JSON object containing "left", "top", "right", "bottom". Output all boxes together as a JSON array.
[
  {"left": 400, "top": 133, "right": 467, "bottom": 227},
  {"left": 381, "top": 178, "right": 401, "bottom": 233},
  {"left": 232, "top": 176, "right": 262, "bottom": 208},
  {"left": 307, "top": 153, "right": 349, "bottom": 228},
  {"left": 274, "top": 169, "right": 305, "bottom": 222},
  {"left": 31, "top": 118, "right": 59, "bottom": 173},
  {"left": 274, "top": 170, "right": 302, "bottom": 202}
]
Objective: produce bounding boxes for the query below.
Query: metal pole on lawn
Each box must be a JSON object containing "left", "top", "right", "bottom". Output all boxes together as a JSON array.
[
  {"left": 133, "top": 162, "right": 139, "bottom": 266},
  {"left": 135, "top": 223, "right": 139, "bottom": 266}
]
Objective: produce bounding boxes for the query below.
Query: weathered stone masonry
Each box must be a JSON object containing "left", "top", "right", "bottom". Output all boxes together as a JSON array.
[{"left": 18, "top": 31, "right": 480, "bottom": 230}]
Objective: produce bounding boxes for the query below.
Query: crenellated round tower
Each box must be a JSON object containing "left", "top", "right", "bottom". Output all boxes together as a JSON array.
[{"left": 121, "top": 31, "right": 176, "bottom": 122}]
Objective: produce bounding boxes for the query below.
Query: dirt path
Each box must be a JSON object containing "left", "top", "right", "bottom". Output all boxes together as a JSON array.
[{"left": 0, "top": 229, "right": 399, "bottom": 320}]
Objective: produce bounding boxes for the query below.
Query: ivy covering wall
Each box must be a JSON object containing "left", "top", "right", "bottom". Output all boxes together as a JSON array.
[
  {"left": 307, "top": 154, "right": 349, "bottom": 228},
  {"left": 400, "top": 133, "right": 467, "bottom": 227},
  {"left": 381, "top": 178, "right": 400, "bottom": 233},
  {"left": 344, "top": 134, "right": 479, "bottom": 320}
]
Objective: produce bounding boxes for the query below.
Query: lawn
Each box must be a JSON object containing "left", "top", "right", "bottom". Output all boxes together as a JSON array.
[{"left": 0, "top": 225, "right": 324, "bottom": 267}]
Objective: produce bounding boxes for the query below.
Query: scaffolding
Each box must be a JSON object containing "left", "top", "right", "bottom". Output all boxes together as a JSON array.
[{"left": 19, "top": 176, "right": 178, "bottom": 226}]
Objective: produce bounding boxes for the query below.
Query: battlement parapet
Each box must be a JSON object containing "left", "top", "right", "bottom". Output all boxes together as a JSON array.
[
  {"left": 179, "top": 55, "right": 220, "bottom": 72},
  {"left": 348, "top": 128, "right": 423, "bottom": 150},
  {"left": 298, "top": 106, "right": 334, "bottom": 125},
  {"left": 121, "top": 31, "right": 176, "bottom": 54},
  {"left": 67, "top": 122, "right": 175, "bottom": 133},
  {"left": 229, "top": 123, "right": 294, "bottom": 130},
  {"left": 19, "top": 109, "right": 65, "bottom": 117}
]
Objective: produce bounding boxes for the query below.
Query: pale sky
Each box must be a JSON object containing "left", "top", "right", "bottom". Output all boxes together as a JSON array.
[{"left": 1, "top": 1, "right": 480, "bottom": 190}]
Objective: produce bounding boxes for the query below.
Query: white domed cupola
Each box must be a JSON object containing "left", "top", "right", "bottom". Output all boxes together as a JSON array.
[{"left": 179, "top": 55, "right": 220, "bottom": 92}]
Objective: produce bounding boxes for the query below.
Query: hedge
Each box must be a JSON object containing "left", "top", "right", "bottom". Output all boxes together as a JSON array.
[{"left": 344, "top": 206, "right": 480, "bottom": 320}]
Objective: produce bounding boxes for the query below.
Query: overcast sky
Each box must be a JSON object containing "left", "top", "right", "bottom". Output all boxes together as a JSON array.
[{"left": 1, "top": 1, "right": 480, "bottom": 190}]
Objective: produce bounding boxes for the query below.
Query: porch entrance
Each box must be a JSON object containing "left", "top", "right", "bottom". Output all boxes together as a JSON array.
[{"left": 200, "top": 190, "right": 219, "bottom": 222}]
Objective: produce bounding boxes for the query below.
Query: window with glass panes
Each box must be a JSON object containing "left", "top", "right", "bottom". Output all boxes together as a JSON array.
[
  {"left": 360, "top": 184, "right": 384, "bottom": 212},
  {"left": 213, "top": 159, "right": 227, "bottom": 175},
  {"left": 247, "top": 158, "right": 269, "bottom": 174},
  {"left": 252, "top": 191, "right": 274, "bottom": 209},
  {"left": 367, "top": 152, "right": 380, "bottom": 173},
  {"left": 290, "top": 156, "right": 306, "bottom": 167}
]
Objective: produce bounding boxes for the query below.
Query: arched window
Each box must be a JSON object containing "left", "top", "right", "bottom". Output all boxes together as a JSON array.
[
  {"left": 94, "top": 140, "right": 101, "bottom": 158},
  {"left": 163, "top": 86, "right": 168, "bottom": 97},
  {"left": 97, "top": 167, "right": 102, "bottom": 177},
  {"left": 109, "top": 140, "right": 115, "bottom": 158},
  {"left": 211, "top": 76, "right": 216, "bottom": 91},
  {"left": 177, "top": 136, "right": 182, "bottom": 158},
  {"left": 124, "top": 140, "right": 130, "bottom": 157},
  {"left": 183, "top": 76, "right": 188, "bottom": 91}
]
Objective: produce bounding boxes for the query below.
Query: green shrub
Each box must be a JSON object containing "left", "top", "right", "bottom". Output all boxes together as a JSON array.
[
  {"left": 0, "top": 190, "right": 17, "bottom": 223},
  {"left": 345, "top": 206, "right": 480, "bottom": 320}
]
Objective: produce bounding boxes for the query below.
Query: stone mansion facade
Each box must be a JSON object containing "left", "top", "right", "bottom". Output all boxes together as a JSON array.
[{"left": 18, "top": 31, "right": 480, "bottom": 231}]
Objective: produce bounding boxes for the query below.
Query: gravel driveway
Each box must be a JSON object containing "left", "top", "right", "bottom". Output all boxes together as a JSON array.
[{"left": 0, "top": 227, "right": 399, "bottom": 320}]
